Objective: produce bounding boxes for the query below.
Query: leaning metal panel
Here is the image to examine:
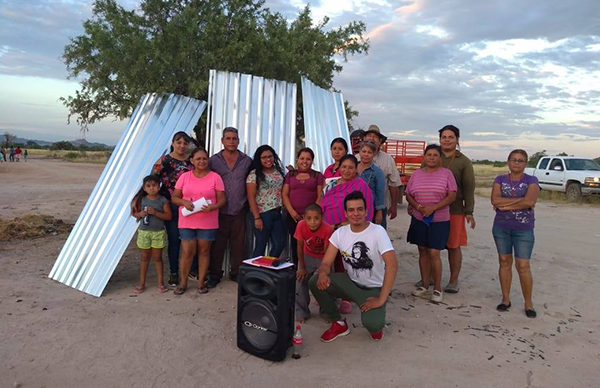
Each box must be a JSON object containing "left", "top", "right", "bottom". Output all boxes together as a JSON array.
[
  {"left": 301, "top": 77, "right": 350, "bottom": 172},
  {"left": 206, "top": 69, "right": 297, "bottom": 166},
  {"left": 49, "top": 94, "right": 206, "bottom": 297}
]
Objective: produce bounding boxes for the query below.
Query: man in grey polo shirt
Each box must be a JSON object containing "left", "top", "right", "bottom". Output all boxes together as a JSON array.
[
  {"left": 363, "top": 125, "right": 402, "bottom": 230},
  {"left": 207, "top": 127, "right": 253, "bottom": 287}
]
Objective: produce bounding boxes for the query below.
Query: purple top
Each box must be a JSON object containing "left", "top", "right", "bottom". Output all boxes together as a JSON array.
[
  {"left": 284, "top": 170, "right": 325, "bottom": 215},
  {"left": 493, "top": 174, "right": 539, "bottom": 230},
  {"left": 209, "top": 150, "right": 252, "bottom": 216}
]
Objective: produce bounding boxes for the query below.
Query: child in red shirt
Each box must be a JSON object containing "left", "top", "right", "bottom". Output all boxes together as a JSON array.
[{"left": 294, "top": 203, "right": 333, "bottom": 322}]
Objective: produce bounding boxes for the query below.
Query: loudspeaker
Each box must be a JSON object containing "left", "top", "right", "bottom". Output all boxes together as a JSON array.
[{"left": 237, "top": 264, "right": 295, "bottom": 361}]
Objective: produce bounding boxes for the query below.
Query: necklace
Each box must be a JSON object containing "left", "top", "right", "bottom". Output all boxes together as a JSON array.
[{"left": 507, "top": 173, "right": 523, "bottom": 197}]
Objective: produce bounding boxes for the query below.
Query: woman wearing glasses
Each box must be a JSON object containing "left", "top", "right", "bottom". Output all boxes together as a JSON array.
[
  {"left": 491, "top": 149, "right": 540, "bottom": 318},
  {"left": 246, "top": 145, "right": 287, "bottom": 258}
]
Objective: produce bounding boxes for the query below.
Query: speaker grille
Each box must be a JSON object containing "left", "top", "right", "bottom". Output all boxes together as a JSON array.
[{"left": 240, "top": 301, "right": 278, "bottom": 351}]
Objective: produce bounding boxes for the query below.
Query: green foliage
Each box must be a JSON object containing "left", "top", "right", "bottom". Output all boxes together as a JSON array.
[
  {"left": 61, "top": 0, "right": 370, "bottom": 136},
  {"left": 472, "top": 159, "right": 506, "bottom": 168},
  {"left": 556, "top": 152, "right": 568, "bottom": 156},
  {"left": 595, "top": 156, "right": 600, "bottom": 164},
  {"left": 528, "top": 150, "right": 547, "bottom": 167},
  {"left": 63, "top": 152, "right": 79, "bottom": 159},
  {"left": 50, "top": 141, "right": 77, "bottom": 151}
]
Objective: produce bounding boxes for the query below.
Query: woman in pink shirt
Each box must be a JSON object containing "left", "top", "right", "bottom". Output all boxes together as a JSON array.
[
  {"left": 405, "top": 144, "right": 457, "bottom": 303},
  {"left": 323, "top": 138, "right": 349, "bottom": 180},
  {"left": 172, "top": 148, "right": 226, "bottom": 295}
]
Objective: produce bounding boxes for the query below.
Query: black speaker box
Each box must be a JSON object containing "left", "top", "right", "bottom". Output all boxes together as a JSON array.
[{"left": 237, "top": 264, "right": 296, "bottom": 361}]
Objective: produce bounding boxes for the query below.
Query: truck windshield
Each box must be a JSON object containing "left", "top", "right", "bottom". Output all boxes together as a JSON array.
[{"left": 564, "top": 159, "right": 600, "bottom": 171}]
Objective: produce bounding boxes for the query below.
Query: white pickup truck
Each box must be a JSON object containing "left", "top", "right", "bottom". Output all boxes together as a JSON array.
[{"left": 524, "top": 156, "right": 600, "bottom": 201}]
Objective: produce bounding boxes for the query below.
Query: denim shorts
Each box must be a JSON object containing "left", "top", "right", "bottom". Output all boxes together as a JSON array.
[
  {"left": 492, "top": 226, "right": 535, "bottom": 260},
  {"left": 407, "top": 216, "right": 450, "bottom": 250},
  {"left": 179, "top": 228, "right": 217, "bottom": 241}
]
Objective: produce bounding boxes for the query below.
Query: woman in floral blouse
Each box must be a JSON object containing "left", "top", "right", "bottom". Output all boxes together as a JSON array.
[
  {"left": 246, "top": 145, "right": 286, "bottom": 258},
  {"left": 152, "top": 131, "right": 194, "bottom": 286}
]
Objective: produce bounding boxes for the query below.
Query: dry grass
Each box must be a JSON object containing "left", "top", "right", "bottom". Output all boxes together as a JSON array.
[
  {"left": 27, "top": 149, "right": 111, "bottom": 163},
  {"left": 473, "top": 164, "right": 507, "bottom": 188},
  {"left": 0, "top": 215, "right": 72, "bottom": 241}
]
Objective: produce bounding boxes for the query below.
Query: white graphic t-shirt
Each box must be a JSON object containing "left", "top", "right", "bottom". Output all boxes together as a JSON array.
[{"left": 329, "top": 222, "right": 395, "bottom": 288}]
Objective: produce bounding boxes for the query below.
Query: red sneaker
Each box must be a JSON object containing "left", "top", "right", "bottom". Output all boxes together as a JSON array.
[
  {"left": 370, "top": 330, "right": 384, "bottom": 342},
  {"left": 320, "top": 319, "right": 350, "bottom": 342}
]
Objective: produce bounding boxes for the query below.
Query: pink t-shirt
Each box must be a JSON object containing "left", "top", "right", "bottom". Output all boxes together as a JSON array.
[
  {"left": 324, "top": 163, "right": 341, "bottom": 179},
  {"left": 406, "top": 168, "right": 457, "bottom": 222},
  {"left": 175, "top": 171, "right": 225, "bottom": 229}
]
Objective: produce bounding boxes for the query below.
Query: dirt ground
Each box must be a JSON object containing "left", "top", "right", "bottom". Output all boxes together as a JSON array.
[{"left": 1, "top": 159, "right": 599, "bottom": 388}]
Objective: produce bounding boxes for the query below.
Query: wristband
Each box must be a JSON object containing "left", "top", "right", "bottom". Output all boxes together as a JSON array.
[{"left": 255, "top": 217, "right": 261, "bottom": 220}]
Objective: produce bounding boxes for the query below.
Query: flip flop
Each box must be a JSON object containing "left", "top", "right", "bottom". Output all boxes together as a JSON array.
[
  {"left": 525, "top": 309, "right": 537, "bottom": 318},
  {"left": 496, "top": 302, "right": 511, "bottom": 312},
  {"left": 133, "top": 286, "right": 145, "bottom": 295},
  {"left": 174, "top": 286, "right": 186, "bottom": 295},
  {"left": 158, "top": 285, "right": 169, "bottom": 293},
  {"left": 197, "top": 285, "right": 208, "bottom": 294},
  {"left": 444, "top": 283, "right": 460, "bottom": 294}
]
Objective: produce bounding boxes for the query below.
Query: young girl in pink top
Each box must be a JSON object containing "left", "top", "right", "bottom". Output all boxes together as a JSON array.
[
  {"left": 171, "top": 148, "right": 226, "bottom": 295},
  {"left": 323, "top": 138, "right": 349, "bottom": 180}
]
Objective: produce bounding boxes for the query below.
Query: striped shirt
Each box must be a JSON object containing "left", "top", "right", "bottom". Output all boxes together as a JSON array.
[
  {"left": 321, "top": 177, "right": 374, "bottom": 226},
  {"left": 406, "top": 168, "right": 457, "bottom": 222}
]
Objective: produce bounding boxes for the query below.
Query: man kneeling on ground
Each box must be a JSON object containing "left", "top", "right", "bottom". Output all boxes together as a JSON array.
[{"left": 309, "top": 191, "right": 398, "bottom": 342}]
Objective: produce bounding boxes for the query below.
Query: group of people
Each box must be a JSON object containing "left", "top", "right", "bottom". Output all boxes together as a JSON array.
[
  {"left": 130, "top": 122, "right": 540, "bottom": 344},
  {"left": 1, "top": 146, "right": 26, "bottom": 162}
]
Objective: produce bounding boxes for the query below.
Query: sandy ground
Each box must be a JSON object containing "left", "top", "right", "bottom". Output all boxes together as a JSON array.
[{"left": 1, "top": 159, "right": 599, "bottom": 388}]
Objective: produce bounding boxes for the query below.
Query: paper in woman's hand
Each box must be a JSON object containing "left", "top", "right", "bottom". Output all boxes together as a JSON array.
[{"left": 181, "top": 197, "right": 212, "bottom": 217}]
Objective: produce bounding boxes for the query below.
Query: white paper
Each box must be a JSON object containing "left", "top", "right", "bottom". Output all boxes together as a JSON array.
[{"left": 181, "top": 197, "right": 212, "bottom": 217}]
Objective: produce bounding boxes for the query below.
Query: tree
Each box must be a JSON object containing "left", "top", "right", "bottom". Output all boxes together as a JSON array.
[
  {"left": 50, "top": 141, "right": 77, "bottom": 151},
  {"left": 3, "top": 132, "right": 16, "bottom": 147},
  {"left": 528, "top": 150, "right": 547, "bottom": 167},
  {"left": 556, "top": 152, "right": 568, "bottom": 156},
  {"left": 61, "top": 0, "right": 369, "bottom": 139}
]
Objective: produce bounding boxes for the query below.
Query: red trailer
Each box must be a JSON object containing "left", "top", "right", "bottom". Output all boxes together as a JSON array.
[{"left": 382, "top": 139, "right": 426, "bottom": 186}]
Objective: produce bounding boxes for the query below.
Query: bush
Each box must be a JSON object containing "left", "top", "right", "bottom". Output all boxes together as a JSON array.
[{"left": 64, "top": 152, "right": 79, "bottom": 159}]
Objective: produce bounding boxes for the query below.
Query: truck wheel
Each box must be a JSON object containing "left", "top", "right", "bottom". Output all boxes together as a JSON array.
[{"left": 566, "top": 183, "right": 582, "bottom": 202}]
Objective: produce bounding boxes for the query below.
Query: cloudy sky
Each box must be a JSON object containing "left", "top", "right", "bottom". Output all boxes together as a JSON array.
[{"left": 1, "top": 0, "right": 599, "bottom": 159}]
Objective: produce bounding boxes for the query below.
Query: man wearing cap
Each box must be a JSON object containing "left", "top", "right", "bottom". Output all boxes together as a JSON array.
[
  {"left": 363, "top": 125, "right": 402, "bottom": 230},
  {"left": 350, "top": 129, "right": 365, "bottom": 155}
]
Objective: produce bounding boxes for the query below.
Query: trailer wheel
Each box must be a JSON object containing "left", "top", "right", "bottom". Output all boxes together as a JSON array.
[{"left": 566, "top": 182, "right": 582, "bottom": 202}]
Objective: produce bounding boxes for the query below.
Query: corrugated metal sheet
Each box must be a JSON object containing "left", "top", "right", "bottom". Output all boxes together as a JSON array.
[
  {"left": 49, "top": 94, "right": 207, "bottom": 297},
  {"left": 205, "top": 69, "right": 297, "bottom": 166},
  {"left": 301, "top": 77, "right": 350, "bottom": 172}
]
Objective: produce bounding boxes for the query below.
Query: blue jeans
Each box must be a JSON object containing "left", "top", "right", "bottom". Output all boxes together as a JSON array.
[
  {"left": 165, "top": 202, "right": 197, "bottom": 274},
  {"left": 492, "top": 226, "right": 535, "bottom": 260},
  {"left": 252, "top": 207, "right": 286, "bottom": 258}
]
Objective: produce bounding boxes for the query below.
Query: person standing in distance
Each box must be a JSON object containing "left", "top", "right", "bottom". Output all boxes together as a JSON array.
[
  {"left": 363, "top": 125, "right": 402, "bottom": 229},
  {"left": 207, "top": 127, "right": 252, "bottom": 287}
]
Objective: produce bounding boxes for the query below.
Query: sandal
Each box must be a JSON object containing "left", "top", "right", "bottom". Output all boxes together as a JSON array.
[
  {"left": 496, "top": 302, "right": 511, "bottom": 312},
  {"left": 158, "top": 285, "right": 169, "bottom": 293},
  {"left": 133, "top": 286, "right": 145, "bottom": 295},
  {"left": 197, "top": 285, "right": 209, "bottom": 294},
  {"left": 525, "top": 309, "right": 537, "bottom": 318},
  {"left": 174, "top": 286, "right": 186, "bottom": 295}
]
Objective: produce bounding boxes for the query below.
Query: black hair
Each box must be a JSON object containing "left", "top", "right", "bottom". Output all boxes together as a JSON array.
[
  {"left": 250, "top": 145, "right": 285, "bottom": 189},
  {"left": 297, "top": 147, "right": 315, "bottom": 160},
  {"left": 508, "top": 149, "right": 528, "bottom": 161},
  {"left": 330, "top": 137, "right": 349, "bottom": 153},
  {"left": 189, "top": 147, "right": 209, "bottom": 161},
  {"left": 170, "top": 131, "right": 192, "bottom": 152},
  {"left": 339, "top": 154, "right": 358, "bottom": 168},
  {"left": 304, "top": 203, "right": 323, "bottom": 215},
  {"left": 344, "top": 190, "right": 367, "bottom": 210},
  {"left": 438, "top": 125, "right": 460, "bottom": 139},
  {"left": 424, "top": 144, "right": 442, "bottom": 156},
  {"left": 132, "top": 175, "right": 161, "bottom": 213}
]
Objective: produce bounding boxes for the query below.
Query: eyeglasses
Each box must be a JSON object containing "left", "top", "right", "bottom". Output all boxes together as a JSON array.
[
  {"left": 509, "top": 159, "right": 527, "bottom": 164},
  {"left": 260, "top": 155, "right": 274, "bottom": 160}
]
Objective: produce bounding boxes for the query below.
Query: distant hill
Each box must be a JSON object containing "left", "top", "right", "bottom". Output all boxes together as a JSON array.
[{"left": 12, "top": 137, "right": 111, "bottom": 149}]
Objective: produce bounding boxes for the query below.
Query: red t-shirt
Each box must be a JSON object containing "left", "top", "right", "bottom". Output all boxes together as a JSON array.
[{"left": 293, "top": 220, "right": 333, "bottom": 258}]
